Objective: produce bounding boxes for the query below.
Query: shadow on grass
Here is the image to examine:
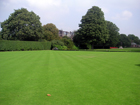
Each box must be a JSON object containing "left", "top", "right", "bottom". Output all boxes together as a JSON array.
[{"left": 135, "top": 64, "right": 140, "bottom": 67}]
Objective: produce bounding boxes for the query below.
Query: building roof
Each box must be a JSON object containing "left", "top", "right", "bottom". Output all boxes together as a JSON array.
[{"left": 131, "top": 42, "right": 137, "bottom": 45}]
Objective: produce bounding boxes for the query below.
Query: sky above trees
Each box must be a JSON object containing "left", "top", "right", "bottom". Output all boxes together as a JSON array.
[{"left": 0, "top": 0, "right": 140, "bottom": 38}]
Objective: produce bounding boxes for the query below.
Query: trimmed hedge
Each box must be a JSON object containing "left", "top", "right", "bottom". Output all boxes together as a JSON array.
[{"left": 0, "top": 40, "right": 51, "bottom": 51}]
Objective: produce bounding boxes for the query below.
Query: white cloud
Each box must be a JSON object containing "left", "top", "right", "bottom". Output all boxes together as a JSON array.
[
  {"left": 112, "top": 10, "right": 132, "bottom": 20},
  {"left": 75, "top": 0, "right": 97, "bottom": 13},
  {"left": 26, "top": 0, "right": 62, "bottom": 9},
  {"left": 122, "top": 11, "right": 132, "bottom": 18},
  {"left": 101, "top": 7, "right": 109, "bottom": 14},
  {"left": 24, "top": 0, "right": 69, "bottom": 22}
]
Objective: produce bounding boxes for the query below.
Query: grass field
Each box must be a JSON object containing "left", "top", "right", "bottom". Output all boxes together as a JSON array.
[
  {"left": 79, "top": 48, "right": 140, "bottom": 52},
  {"left": 0, "top": 50, "right": 140, "bottom": 105}
]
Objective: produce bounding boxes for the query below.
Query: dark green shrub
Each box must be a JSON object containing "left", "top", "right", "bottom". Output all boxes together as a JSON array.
[
  {"left": 62, "top": 46, "right": 67, "bottom": 50},
  {"left": 54, "top": 45, "right": 67, "bottom": 50},
  {"left": 38, "top": 39, "right": 47, "bottom": 42},
  {"left": 61, "top": 38, "right": 74, "bottom": 49},
  {"left": 0, "top": 40, "right": 51, "bottom": 51},
  {"left": 51, "top": 40, "right": 64, "bottom": 49},
  {"left": 72, "top": 45, "right": 79, "bottom": 50}
]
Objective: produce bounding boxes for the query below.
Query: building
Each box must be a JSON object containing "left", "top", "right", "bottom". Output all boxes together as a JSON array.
[
  {"left": 131, "top": 42, "right": 140, "bottom": 47},
  {"left": 59, "top": 30, "right": 74, "bottom": 40}
]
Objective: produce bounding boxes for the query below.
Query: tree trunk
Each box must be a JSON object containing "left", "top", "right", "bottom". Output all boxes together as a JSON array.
[
  {"left": 103, "top": 43, "right": 104, "bottom": 49},
  {"left": 92, "top": 42, "right": 94, "bottom": 49}
]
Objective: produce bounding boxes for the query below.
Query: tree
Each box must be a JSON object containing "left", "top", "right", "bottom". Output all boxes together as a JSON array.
[
  {"left": 73, "top": 31, "right": 87, "bottom": 49},
  {"left": 61, "top": 37, "right": 74, "bottom": 49},
  {"left": 118, "top": 34, "right": 131, "bottom": 47},
  {"left": 128, "top": 34, "right": 136, "bottom": 41},
  {"left": 1, "top": 8, "right": 43, "bottom": 41},
  {"left": 128, "top": 34, "right": 140, "bottom": 44},
  {"left": 0, "top": 31, "right": 2, "bottom": 40},
  {"left": 105, "top": 21, "right": 119, "bottom": 47},
  {"left": 77, "top": 6, "right": 109, "bottom": 49},
  {"left": 42, "top": 23, "right": 60, "bottom": 41},
  {"left": 133, "top": 37, "right": 140, "bottom": 44}
]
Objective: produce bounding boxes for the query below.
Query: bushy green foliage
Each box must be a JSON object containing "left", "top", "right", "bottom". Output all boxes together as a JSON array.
[
  {"left": 54, "top": 45, "right": 67, "bottom": 50},
  {"left": 128, "top": 34, "right": 140, "bottom": 44},
  {"left": 61, "top": 37, "right": 74, "bottom": 49},
  {"left": 77, "top": 6, "right": 109, "bottom": 49},
  {"left": 105, "top": 21, "right": 119, "bottom": 47},
  {"left": 38, "top": 39, "right": 47, "bottom": 42},
  {"left": 0, "top": 32, "right": 2, "bottom": 40},
  {"left": 62, "top": 46, "right": 67, "bottom": 50},
  {"left": 42, "top": 23, "right": 60, "bottom": 41},
  {"left": 117, "top": 34, "right": 131, "bottom": 47},
  {"left": 51, "top": 40, "right": 65, "bottom": 49},
  {"left": 1, "top": 8, "right": 43, "bottom": 41},
  {"left": 86, "top": 44, "right": 92, "bottom": 49},
  {"left": 0, "top": 40, "right": 51, "bottom": 51},
  {"left": 72, "top": 45, "right": 79, "bottom": 50},
  {"left": 51, "top": 40, "right": 64, "bottom": 47}
]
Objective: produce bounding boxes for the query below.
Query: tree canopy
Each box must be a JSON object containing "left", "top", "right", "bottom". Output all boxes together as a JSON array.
[
  {"left": 42, "top": 23, "right": 60, "bottom": 41},
  {"left": 1, "top": 8, "right": 43, "bottom": 41},
  {"left": 105, "top": 21, "right": 119, "bottom": 47},
  {"left": 0, "top": 31, "right": 2, "bottom": 40},
  {"left": 1, "top": 6, "right": 139, "bottom": 49},
  {"left": 76, "top": 6, "right": 109, "bottom": 49},
  {"left": 118, "top": 34, "right": 131, "bottom": 47},
  {"left": 128, "top": 34, "right": 140, "bottom": 44}
]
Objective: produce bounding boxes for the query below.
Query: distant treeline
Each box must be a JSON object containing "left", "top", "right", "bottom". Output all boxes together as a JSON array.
[{"left": 0, "top": 7, "right": 140, "bottom": 50}]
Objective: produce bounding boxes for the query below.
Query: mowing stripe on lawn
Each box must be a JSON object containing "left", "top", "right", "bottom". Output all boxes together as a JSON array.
[{"left": 0, "top": 51, "right": 140, "bottom": 105}]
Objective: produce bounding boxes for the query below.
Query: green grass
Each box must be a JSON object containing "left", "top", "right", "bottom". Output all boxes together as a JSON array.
[
  {"left": 0, "top": 50, "right": 140, "bottom": 105},
  {"left": 78, "top": 48, "right": 140, "bottom": 52},
  {"left": 94, "top": 48, "right": 140, "bottom": 52}
]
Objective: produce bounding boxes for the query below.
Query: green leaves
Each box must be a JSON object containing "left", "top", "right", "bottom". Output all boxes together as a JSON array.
[
  {"left": 118, "top": 34, "right": 131, "bottom": 47},
  {"left": 61, "top": 37, "right": 74, "bottom": 50},
  {"left": 105, "top": 21, "right": 119, "bottom": 47},
  {"left": 77, "top": 6, "right": 109, "bottom": 49},
  {"left": 1, "top": 8, "right": 43, "bottom": 41},
  {"left": 42, "top": 23, "right": 59, "bottom": 41},
  {"left": 0, "top": 40, "right": 51, "bottom": 51},
  {"left": 51, "top": 40, "right": 65, "bottom": 50},
  {"left": 128, "top": 34, "right": 140, "bottom": 44}
]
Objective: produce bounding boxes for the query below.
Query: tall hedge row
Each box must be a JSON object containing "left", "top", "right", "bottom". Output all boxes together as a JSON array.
[{"left": 0, "top": 40, "right": 51, "bottom": 51}]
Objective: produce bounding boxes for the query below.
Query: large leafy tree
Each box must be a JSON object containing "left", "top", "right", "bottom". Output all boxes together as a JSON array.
[
  {"left": 118, "top": 34, "right": 131, "bottom": 47},
  {"left": 42, "top": 23, "right": 60, "bottom": 41},
  {"left": 128, "top": 34, "right": 140, "bottom": 44},
  {"left": 1, "top": 8, "right": 42, "bottom": 41},
  {"left": 0, "top": 31, "right": 2, "bottom": 40},
  {"left": 73, "top": 31, "right": 87, "bottom": 49},
  {"left": 105, "top": 21, "right": 119, "bottom": 47},
  {"left": 77, "top": 6, "right": 109, "bottom": 49}
]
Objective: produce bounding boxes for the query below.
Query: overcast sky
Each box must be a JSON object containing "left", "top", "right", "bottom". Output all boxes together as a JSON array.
[{"left": 0, "top": 0, "right": 140, "bottom": 38}]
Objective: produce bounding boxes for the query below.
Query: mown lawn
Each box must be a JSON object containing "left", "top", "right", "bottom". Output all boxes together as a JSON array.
[
  {"left": 84, "top": 48, "right": 140, "bottom": 52},
  {"left": 0, "top": 50, "right": 140, "bottom": 105}
]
